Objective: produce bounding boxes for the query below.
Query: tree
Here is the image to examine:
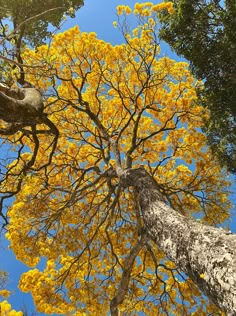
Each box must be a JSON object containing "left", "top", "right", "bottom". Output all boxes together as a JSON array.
[
  {"left": 0, "top": 0, "right": 84, "bottom": 86},
  {"left": 0, "top": 0, "right": 84, "bottom": 46},
  {"left": 158, "top": 0, "right": 236, "bottom": 174},
  {"left": 0, "top": 2, "right": 235, "bottom": 315}
]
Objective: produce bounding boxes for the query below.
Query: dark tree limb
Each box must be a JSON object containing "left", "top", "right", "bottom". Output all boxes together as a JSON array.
[
  {"left": 0, "top": 83, "right": 43, "bottom": 123},
  {"left": 0, "top": 82, "right": 59, "bottom": 166},
  {"left": 110, "top": 234, "right": 149, "bottom": 316}
]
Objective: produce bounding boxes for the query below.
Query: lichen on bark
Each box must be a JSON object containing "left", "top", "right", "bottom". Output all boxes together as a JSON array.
[{"left": 121, "top": 167, "right": 236, "bottom": 315}]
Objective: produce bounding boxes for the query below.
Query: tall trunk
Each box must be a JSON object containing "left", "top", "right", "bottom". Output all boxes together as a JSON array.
[{"left": 122, "top": 167, "right": 236, "bottom": 315}]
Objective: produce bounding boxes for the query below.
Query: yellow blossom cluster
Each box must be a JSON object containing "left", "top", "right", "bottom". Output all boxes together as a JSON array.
[
  {"left": 0, "top": 290, "right": 11, "bottom": 298},
  {"left": 0, "top": 301, "right": 22, "bottom": 316},
  {"left": 152, "top": 2, "right": 174, "bottom": 14},
  {"left": 117, "top": 5, "right": 132, "bottom": 15},
  {"left": 116, "top": 2, "right": 174, "bottom": 17},
  {"left": 19, "top": 268, "right": 75, "bottom": 314}
]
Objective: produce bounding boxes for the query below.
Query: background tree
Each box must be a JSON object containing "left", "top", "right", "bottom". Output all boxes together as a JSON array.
[
  {"left": 0, "top": 0, "right": 84, "bottom": 46},
  {"left": 1, "top": 3, "right": 234, "bottom": 315},
  {"left": 0, "top": 0, "right": 84, "bottom": 85},
  {"left": 158, "top": 0, "right": 236, "bottom": 174}
]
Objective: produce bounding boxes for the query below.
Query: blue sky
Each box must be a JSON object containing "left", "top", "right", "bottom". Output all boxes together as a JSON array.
[{"left": 0, "top": 0, "right": 235, "bottom": 315}]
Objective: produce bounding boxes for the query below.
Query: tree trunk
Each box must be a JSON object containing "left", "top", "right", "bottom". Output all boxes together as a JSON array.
[{"left": 122, "top": 167, "right": 236, "bottom": 315}]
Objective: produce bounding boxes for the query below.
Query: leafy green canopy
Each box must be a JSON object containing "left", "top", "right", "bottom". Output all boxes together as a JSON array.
[
  {"left": 159, "top": 0, "right": 236, "bottom": 174},
  {"left": 0, "top": 0, "right": 84, "bottom": 46},
  {"left": 0, "top": 0, "right": 84, "bottom": 86}
]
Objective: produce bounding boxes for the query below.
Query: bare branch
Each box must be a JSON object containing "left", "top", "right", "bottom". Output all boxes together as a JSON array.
[{"left": 110, "top": 234, "right": 149, "bottom": 316}]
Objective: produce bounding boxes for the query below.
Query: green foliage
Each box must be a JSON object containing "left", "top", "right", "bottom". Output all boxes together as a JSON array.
[
  {"left": 0, "top": 0, "right": 84, "bottom": 86},
  {"left": 159, "top": 0, "right": 236, "bottom": 174},
  {"left": 0, "top": 0, "right": 84, "bottom": 46}
]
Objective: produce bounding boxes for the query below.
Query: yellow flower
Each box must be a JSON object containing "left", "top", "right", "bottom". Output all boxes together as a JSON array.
[
  {"left": 0, "top": 290, "right": 11, "bottom": 298},
  {"left": 0, "top": 300, "right": 23, "bottom": 315},
  {"left": 117, "top": 5, "right": 123, "bottom": 15},
  {"left": 117, "top": 5, "right": 132, "bottom": 15},
  {"left": 125, "top": 6, "right": 132, "bottom": 15}
]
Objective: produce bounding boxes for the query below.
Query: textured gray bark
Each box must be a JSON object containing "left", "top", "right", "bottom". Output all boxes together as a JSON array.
[{"left": 121, "top": 167, "right": 236, "bottom": 315}]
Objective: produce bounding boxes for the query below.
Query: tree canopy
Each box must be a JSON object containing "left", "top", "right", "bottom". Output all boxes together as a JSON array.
[
  {"left": 0, "top": 2, "right": 234, "bottom": 315},
  {"left": 0, "top": 0, "right": 84, "bottom": 45},
  {"left": 0, "top": 0, "right": 84, "bottom": 86},
  {"left": 158, "top": 0, "right": 236, "bottom": 174}
]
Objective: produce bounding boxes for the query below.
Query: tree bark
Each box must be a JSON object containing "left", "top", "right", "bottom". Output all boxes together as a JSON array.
[
  {"left": 0, "top": 83, "right": 43, "bottom": 124},
  {"left": 121, "top": 167, "right": 236, "bottom": 315}
]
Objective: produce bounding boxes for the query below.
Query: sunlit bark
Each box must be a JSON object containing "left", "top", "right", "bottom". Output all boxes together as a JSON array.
[{"left": 122, "top": 167, "right": 236, "bottom": 315}]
